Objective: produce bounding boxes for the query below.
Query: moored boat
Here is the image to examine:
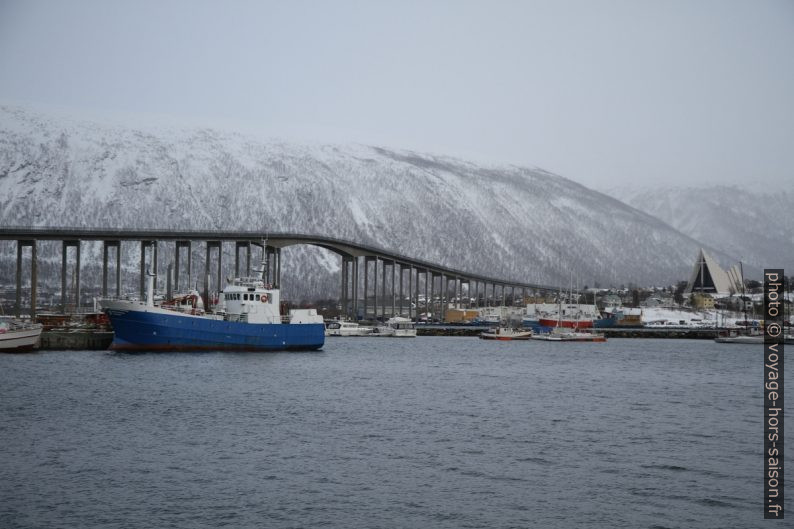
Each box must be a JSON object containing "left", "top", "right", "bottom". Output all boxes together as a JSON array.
[
  {"left": 594, "top": 308, "right": 621, "bottom": 328},
  {"left": 714, "top": 329, "right": 764, "bottom": 344},
  {"left": 480, "top": 327, "right": 533, "bottom": 340},
  {"left": 384, "top": 317, "right": 417, "bottom": 337},
  {"left": 536, "top": 302, "right": 599, "bottom": 329},
  {"left": 325, "top": 321, "right": 374, "bottom": 336},
  {"left": 531, "top": 327, "right": 606, "bottom": 342},
  {"left": 101, "top": 258, "right": 325, "bottom": 351},
  {"left": 368, "top": 317, "right": 418, "bottom": 337},
  {"left": 0, "top": 319, "right": 44, "bottom": 352}
]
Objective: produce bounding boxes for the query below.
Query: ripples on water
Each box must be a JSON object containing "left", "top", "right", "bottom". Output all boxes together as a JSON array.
[{"left": 0, "top": 338, "right": 783, "bottom": 528}]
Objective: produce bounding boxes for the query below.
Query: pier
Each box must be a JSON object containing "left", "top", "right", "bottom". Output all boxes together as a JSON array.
[{"left": 1, "top": 227, "right": 559, "bottom": 321}]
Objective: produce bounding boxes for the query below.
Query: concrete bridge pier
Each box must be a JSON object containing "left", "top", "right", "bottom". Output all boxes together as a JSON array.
[
  {"left": 384, "top": 261, "right": 397, "bottom": 319},
  {"left": 139, "top": 241, "right": 157, "bottom": 300},
  {"left": 363, "top": 256, "right": 369, "bottom": 320},
  {"left": 15, "top": 240, "right": 36, "bottom": 318},
  {"left": 61, "top": 240, "right": 81, "bottom": 313},
  {"left": 338, "top": 258, "right": 344, "bottom": 315},
  {"left": 204, "top": 241, "right": 222, "bottom": 310},
  {"left": 406, "top": 265, "right": 413, "bottom": 320},
  {"left": 265, "top": 246, "right": 275, "bottom": 284},
  {"left": 416, "top": 268, "right": 426, "bottom": 317},
  {"left": 102, "top": 240, "right": 121, "bottom": 298},
  {"left": 397, "top": 263, "right": 403, "bottom": 317},
  {"left": 352, "top": 256, "right": 359, "bottom": 319},
  {"left": 431, "top": 272, "right": 438, "bottom": 321},
  {"left": 234, "top": 241, "right": 251, "bottom": 278},
  {"left": 174, "top": 240, "right": 192, "bottom": 293},
  {"left": 273, "top": 248, "right": 281, "bottom": 288},
  {"left": 372, "top": 255, "right": 379, "bottom": 320}
]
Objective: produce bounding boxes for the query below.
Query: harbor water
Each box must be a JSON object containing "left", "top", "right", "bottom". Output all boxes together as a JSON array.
[{"left": 0, "top": 338, "right": 783, "bottom": 528}]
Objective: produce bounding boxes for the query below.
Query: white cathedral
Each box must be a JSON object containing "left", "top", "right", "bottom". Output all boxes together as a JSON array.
[{"left": 684, "top": 249, "right": 744, "bottom": 297}]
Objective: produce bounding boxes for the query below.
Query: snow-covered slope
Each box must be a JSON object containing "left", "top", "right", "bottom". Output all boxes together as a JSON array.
[
  {"left": 0, "top": 105, "right": 735, "bottom": 298},
  {"left": 606, "top": 185, "right": 794, "bottom": 275}
]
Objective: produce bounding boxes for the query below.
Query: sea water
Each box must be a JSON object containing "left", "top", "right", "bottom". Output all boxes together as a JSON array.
[{"left": 0, "top": 338, "right": 782, "bottom": 528}]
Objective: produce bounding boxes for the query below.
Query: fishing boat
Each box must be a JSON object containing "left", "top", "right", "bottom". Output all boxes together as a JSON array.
[
  {"left": 594, "top": 308, "right": 621, "bottom": 328},
  {"left": 325, "top": 321, "right": 374, "bottom": 336},
  {"left": 537, "top": 275, "right": 600, "bottom": 329},
  {"left": 0, "top": 319, "right": 44, "bottom": 352},
  {"left": 537, "top": 303, "right": 597, "bottom": 329},
  {"left": 100, "top": 251, "right": 325, "bottom": 351},
  {"left": 531, "top": 327, "right": 606, "bottom": 342},
  {"left": 480, "top": 327, "right": 533, "bottom": 340}
]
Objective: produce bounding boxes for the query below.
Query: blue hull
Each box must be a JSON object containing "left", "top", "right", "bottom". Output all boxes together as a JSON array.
[
  {"left": 106, "top": 309, "right": 325, "bottom": 351},
  {"left": 594, "top": 314, "right": 619, "bottom": 328}
]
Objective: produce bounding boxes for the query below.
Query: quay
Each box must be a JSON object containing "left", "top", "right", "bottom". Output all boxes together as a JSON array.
[
  {"left": 40, "top": 330, "right": 114, "bottom": 350},
  {"left": 416, "top": 326, "right": 728, "bottom": 339}
]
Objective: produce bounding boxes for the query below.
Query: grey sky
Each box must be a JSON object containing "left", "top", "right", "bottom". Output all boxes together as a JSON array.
[{"left": 1, "top": 0, "right": 792, "bottom": 189}]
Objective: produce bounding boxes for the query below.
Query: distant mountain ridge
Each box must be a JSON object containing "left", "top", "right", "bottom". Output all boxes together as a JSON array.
[
  {"left": 0, "top": 105, "right": 744, "bottom": 298},
  {"left": 605, "top": 185, "right": 793, "bottom": 278}
]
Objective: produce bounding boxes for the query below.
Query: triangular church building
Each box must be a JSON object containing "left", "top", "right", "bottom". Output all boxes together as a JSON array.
[{"left": 684, "top": 249, "right": 742, "bottom": 296}]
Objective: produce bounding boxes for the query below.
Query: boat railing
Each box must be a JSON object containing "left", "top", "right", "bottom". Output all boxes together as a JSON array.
[
  {"left": 0, "top": 318, "right": 43, "bottom": 331},
  {"left": 224, "top": 313, "right": 248, "bottom": 323}
]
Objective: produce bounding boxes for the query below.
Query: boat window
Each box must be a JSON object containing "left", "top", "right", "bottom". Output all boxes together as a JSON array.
[
  {"left": 255, "top": 294, "right": 260, "bottom": 301},
  {"left": 244, "top": 294, "right": 249, "bottom": 301}
]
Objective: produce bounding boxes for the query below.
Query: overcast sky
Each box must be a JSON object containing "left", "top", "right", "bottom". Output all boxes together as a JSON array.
[{"left": 1, "top": 0, "right": 792, "bottom": 189}]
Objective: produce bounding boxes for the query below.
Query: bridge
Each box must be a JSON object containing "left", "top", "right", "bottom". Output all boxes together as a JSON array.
[{"left": 0, "top": 227, "right": 560, "bottom": 320}]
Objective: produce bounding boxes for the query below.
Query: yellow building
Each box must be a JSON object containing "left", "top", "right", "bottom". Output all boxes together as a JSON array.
[
  {"left": 691, "top": 292, "right": 715, "bottom": 310},
  {"left": 445, "top": 308, "right": 480, "bottom": 323}
]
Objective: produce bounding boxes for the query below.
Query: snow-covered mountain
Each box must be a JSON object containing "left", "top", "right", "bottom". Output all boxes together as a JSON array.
[
  {"left": 605, "top": 185, "right": 794, "bottom": 276},
  {"left": 0, "top": 105, "right": 737, "bottom": 298}
]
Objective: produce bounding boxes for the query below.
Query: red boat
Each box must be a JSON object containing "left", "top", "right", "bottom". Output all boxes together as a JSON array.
[
  {"left": 538, "top": 317, "right": 593, "bottom": 329},
  {"left": 538, "top": 303, "right": 597, "bottom": 329}
]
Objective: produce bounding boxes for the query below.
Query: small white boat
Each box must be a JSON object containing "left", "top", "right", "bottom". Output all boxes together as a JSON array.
[
  {"left": 0, "top": 319, "right": 44, "bottom": 352},
  {"left": 325, "top": 321, "right": 374, "bottom": 337},
  {"left": 714, "top": 329, "right": 764, "bottom": 344},
  {"left": 531, "top": 327, "right": 606, "bottom": 342},
  {"left": 386, "top": 317, "right": 417, "bottom": 337},
  {"left": 370, "top": 325, "right": 395, "bottom": 337},
  {"left": 480, "top": 327, "right": 533, "bottom": 340},
  {"left": 372, "top": 317, "right": 417, "bottom": 337}
]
